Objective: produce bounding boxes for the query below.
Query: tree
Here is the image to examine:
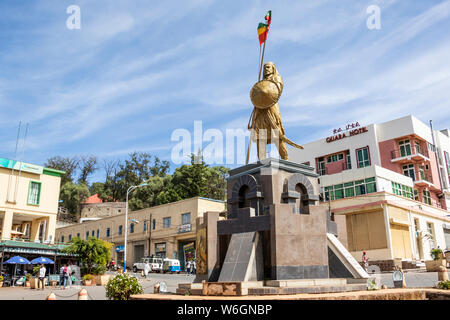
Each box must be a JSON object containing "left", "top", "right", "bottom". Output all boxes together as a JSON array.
[
  {"left": 44, "top": 156, "right": 80, "bottom": 185},
  {"left": 59, "top": 182, "right": 90, "bottom": 216},
  {"left": 78, "top": 155, "right": 98, "bottom": 185},
  {"left": 63, "top": 237, "right": 113, "bottom": 275}
]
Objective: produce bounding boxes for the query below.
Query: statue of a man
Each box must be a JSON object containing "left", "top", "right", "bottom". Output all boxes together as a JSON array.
[{"left": 248, "top": 62, "right": 302, "bottom": 161}]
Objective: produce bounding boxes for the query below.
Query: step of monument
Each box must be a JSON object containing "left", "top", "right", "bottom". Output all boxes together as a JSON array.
[
  {"left": 265, "top": 278, "right": 347, "bottom": 287},
  {"left": 177, "top": 283, "right": 203, "bottom": 290},
  {"left": 176, "top": 288, "right": 203, "bottom": 295},
  {"left": 248, "top": 284, "right": 367, "bottom": 295},
  {"left": 346, "top": 278, "right": 369, "bottom": 284}
]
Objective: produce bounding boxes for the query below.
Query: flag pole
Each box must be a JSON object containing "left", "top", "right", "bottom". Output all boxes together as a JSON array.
[{"left": 258, "top": 39, "right": 267, "bottom": 81}]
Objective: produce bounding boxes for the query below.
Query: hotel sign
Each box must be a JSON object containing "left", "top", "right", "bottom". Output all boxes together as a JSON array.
[
  {"left": 326, "top": 127, "right": 368, "bottom": 143},
  {"left": 178, "top": 224, "right": 192, "bottom": 234}
]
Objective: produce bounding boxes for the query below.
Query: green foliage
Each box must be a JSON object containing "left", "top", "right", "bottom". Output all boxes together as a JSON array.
[
  {"left": 0, "top": 275, "right": 3, "bottom": 282},
  {"left": 25, "top": 273, "right": 32, "bottom": 281},
  {"left": 367, "top": 278, "right": 379, "bottom": 290},
  {"left": 82, "top": 274, "right": 93, "bottom": 281},
  {"left": 437, "top": 280, "right": 450, "bottom": 290},
  {"left": 63, "top": 237, "right": 112, "bottom": 275},
  {"left": 105, "top": 273, "right": 143, "bottom": 300},
  {"left": 431, "top": 248, "right": 443, "bottom": 261},
  {"left": 60, "top": 182, "right": 90, "bottom": 215},
  {"left": 32, "top": 265, "right": 41, "bottom": 276}
]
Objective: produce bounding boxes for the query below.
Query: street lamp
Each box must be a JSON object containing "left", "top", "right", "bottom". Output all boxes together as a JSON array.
[{"left": 123, "top": 182, "right": 148, "bottom": 272}]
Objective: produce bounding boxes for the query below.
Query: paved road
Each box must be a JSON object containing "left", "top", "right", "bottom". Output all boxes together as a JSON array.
[{"left": 0, "top": 270, "right": 447, "bottom": 300}]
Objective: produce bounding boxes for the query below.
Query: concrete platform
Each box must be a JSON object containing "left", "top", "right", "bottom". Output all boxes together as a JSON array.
[{"left": 131, "top": 288, "right": 450, "bottom": 300}]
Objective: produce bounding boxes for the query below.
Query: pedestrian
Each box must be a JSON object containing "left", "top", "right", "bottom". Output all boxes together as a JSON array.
[
  {"left": 67, "top": 263, "right": 72, "bottom": 287},
  {"left": 63, "top": 264, "right": 69, "bottom": 289},
  {"left": 38, "top": 264, "right": 46, "bottom": 291},
  {"left": 192, "top": 261, "right": 196, "bottom": 275},
  {"left": 362, "top": 251, "right": 369, "bottom": 272},
  {"left": 144, "top": 262, "right": 150, "bottom": 278},
  {"left": 186, "top": 261, "right": 191, "bottom": 275},
  {"left": 59, "top": 265, "right": 65, "bottom": 288}
]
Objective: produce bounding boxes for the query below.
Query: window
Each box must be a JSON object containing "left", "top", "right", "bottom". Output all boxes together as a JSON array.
[
  {"left": 86, "top": 231, "right": 89, "bottom": 240},
  {"left": 418, "top": 166, "right": 425, "bottom": 180},
  {"left": 163, "top": 217, "right": 171, "bottom": 228},
  {"left": 68, "top": 234, "right": 72, "bottom": 241},
  {"left": 414, "top": 141, "right": 422, "bottom": 155},
  {"left": 356, "top": 147, "right": 370, "bottom": 168},
  {"left": 152, "top": 219, "right": 156, "bottom": 230},
  {"left": 91, "top": 230, "right": 95, "bottom": 237},
  {"left": 327, "top": 153, "right": 344, "bottom": 163},
  {"left": 346, "top": 153, "right": 352, "bottom": 170},
  {"left": 96, "top": 229, "right": 99, "bottom": 238},
  {"left": 182, "top": 213, "right": 191, "bottom": 225},
  {"left": 130, "top": 223, "right": 134, "bottom": 233},
  {"left": 399, "top": 139, "right": 412, "bottom": 157},
  {"left": 106, "top": 228, "right": 110, "bottom": 237},
  {"left": 317, "top": 157, "right": 326, "bottom": 176},
  {"left": 143, "top": 222, "right": 147, "bottom": 232},
  {"left": 77, "top": 233, "right": 80, "bottom": 238},
  {"left": 27, "top": 181, "right": 42, "bottom": 205},
  {"left": 427, "top": 222, "right": 436, "bottom": 249},
  {"left": 423, "top": 190, "right": 431, "bottom": 205},
  {"left": 403, "top": 164, "right": 415, "bottom": 181},
  {"left": 414, "top": 189, "right": 419, "bottom": 201},
  {"left": 118, "top": 225, "right": 123, "bottom": 235},
  {"left": 61, "top": 236, "right": 64, "bottom": 243},
  {"left": 428, "top": 142, "right": 436, "bottom": 152},
  {"left": 391, "top": 182, "right": 413, "bottom": 199},
  {"left": 324, "top": 177, "right": 376, "bottom": 201}
]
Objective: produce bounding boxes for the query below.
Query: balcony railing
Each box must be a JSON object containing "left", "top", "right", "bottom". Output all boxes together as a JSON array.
[{"left": 391, "top": 148, "right": 429, "bottom": 161}]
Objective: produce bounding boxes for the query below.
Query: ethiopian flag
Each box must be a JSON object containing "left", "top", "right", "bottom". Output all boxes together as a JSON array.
[{"left": 257, "top": 11, "right": 272, "bottom": 45}]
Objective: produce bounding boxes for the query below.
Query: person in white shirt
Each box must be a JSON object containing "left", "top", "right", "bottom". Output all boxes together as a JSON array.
[
  {"left": 144, "top": 262, "right": 150, "bottom": 278},
  {"left": 38, "top": 264, "right": 46, "bottom": 290}
]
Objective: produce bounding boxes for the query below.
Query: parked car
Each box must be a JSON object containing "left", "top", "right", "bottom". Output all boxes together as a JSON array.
[
  {"left": 162, "top": 258, "right": 181, "bottom": 274},
  {"left": 132, "top": 257, "right": 163, "bottom": 273}
]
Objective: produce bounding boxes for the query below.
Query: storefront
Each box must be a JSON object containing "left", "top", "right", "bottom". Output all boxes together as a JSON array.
[
  {"left": 154, "top": 242, "right": 166, "bottom": 258},
  {"left": 115, "top": 245, "right": 124, "bottom": 265},
  {"left": 0, "top": 240, "right": 77, "bottom": 276}
]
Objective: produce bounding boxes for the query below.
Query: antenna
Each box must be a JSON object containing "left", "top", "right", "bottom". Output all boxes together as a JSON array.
[
  {"left": 13, "top": 123, "right": 29, "bottom": 203},
  {"left": 6, "top": 121, "right": 21, "bottom": 203}
]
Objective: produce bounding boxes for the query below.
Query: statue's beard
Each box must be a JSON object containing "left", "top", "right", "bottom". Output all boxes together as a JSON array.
[{"left": 263, "top": 70, "right": 273, "bottom": 78}]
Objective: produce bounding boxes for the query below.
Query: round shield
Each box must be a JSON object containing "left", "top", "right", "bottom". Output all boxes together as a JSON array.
[{"left": 250, "top": 80, "right": 281, "bottom": 109}]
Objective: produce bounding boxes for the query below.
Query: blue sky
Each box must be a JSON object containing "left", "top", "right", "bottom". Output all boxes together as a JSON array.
[{"left": 1, "top": 0, "right": 450, "bottom": 183}]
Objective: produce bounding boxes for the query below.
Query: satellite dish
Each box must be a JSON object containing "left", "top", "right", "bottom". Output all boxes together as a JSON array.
[{"left": 159, "top": 281, "right": 168, "bottom": 293}]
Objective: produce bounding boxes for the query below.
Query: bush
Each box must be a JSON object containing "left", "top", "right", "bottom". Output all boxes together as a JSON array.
[
  {"left": 82, "top": 274, "right": 93, "bottom": 281},
  {"left": 431, "top": 248, "right": 443, "bottom": 261},
  {"left": 0, "top": 275, "right": 3, "bottom": 282},
  {"left": 25, "top": 273, "right": 32, "bottom": 281},
  {"left": 92, "top": 265, "right": 107, "bottom": 275},
  {"left": 105, "top": 273, "right": 143, "bottom": 300},
  {"left": 32, "top": 265, "right": 40, "bottom": 276},
  {"left": 437, "top": 280, "right": 450, "bottom": 290}
]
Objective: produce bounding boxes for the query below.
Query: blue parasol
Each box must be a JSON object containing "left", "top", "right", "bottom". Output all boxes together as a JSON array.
[
  {"left": 30, "top": 257, "right": 54, "bottom": 264},
  {"left": 4, "top": 256, "right": 30, "bottom": 287},
  {"left": 4, "top": 256, "right": 31, "bottom": 264}
]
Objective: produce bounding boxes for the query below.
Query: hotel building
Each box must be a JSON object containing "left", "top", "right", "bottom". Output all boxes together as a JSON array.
[
  {"left": 0, "top": 157, "right": 64, "bottom": 243},
  {"left": 289, "top": 115, "right": 450, "bottom": 269}
]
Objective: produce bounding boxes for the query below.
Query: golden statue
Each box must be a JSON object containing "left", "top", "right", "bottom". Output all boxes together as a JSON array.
[{"left": 248, "top": 62, "right": 303, "bottom": 162}]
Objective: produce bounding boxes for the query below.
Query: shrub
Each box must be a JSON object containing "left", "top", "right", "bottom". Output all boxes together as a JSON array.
[
  {"left": 92, "top": 265, "right": 107, "bottom": 275},
  {"left": 32, "top": 265, "right": 40, "bottom": 276},
  {"left": 437, "top": 280, "right": 450, "bottom": 290},
  {"left": 82, "top": 274, "right": 93, "bottom": 281},
  {"left": 25, "top": 273, "right": 32, "bottom": 281},
  {"left": 105, "top": 273, "right": 143, "bottom": 300},
  {"left": 431, "top": 248, "right": 443, "bottom": 261},
  {"left": 0, "top": 275, "right": 3, "bottom": 282}
]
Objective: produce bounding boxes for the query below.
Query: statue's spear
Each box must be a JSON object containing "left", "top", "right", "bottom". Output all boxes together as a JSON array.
[{"left": 247, "top": 11, "right": 272, "bottom": 165}]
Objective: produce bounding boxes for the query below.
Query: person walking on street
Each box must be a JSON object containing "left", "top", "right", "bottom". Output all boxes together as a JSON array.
[
  {"left": 59, "top": 265, "right": 65, "bottom": 288},
  {"left": 144, "top": 262, "right": 150, "bottom": 278},
  {"left": 67, "top": 263, "right": 72, "bottom": 287},
  {"left": 186, "top": 261, "right": 191, "bottom": 275},
  {"left": 362, "top": 251, "right": 369, "bottom": 272},
  {"left": 192, "top": 261, "right": 196, "bottom": 275},
  {"left": 63, "top": 264, "right": 69, "bottom": 289},
  {"left": 38, "top": 264, "right": 46, "bottom": 291}
]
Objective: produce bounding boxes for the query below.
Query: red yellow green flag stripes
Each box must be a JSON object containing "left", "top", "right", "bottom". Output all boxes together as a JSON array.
[{"left": 257, "top": 10, "right": 272, "bottom": 45}]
